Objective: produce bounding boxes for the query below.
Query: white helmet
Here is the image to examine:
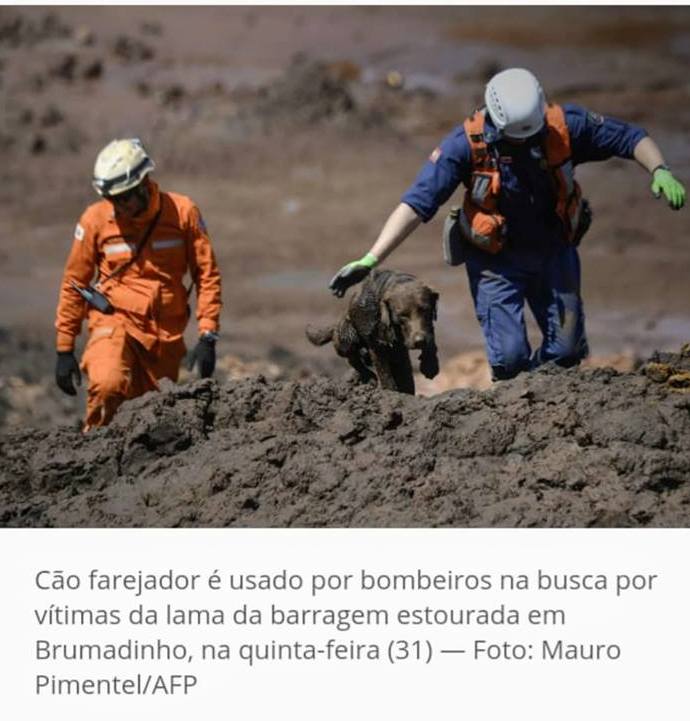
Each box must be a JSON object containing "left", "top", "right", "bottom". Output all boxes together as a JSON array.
[
  {"left": 485, "top": 68, "right": 546, "bottom": 139},
  {"left": 92, "top": 138, "right": 155, "bottom": 197}
]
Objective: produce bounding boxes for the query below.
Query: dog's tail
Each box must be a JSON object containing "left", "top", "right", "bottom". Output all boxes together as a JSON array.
[{"left": 305, "top": 324, "right": 335, "bottom": 346}]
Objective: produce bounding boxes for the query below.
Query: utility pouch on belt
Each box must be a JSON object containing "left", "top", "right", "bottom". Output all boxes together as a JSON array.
[
  {"left": 442, "top": 207, "right": 466, "bottom": 266},
  {"left": 104, "top": 277, "right": 160, "bottom": 318},
  {"left": 571, "top": 198, "right": 592, "bottom": 247},
  {"left": 459, "top": 202, "right": 507, "bottom": 255},
  {"left": 103, "top": 277, "right": 162, "bottom": 351},
  {"left": 70, "top": 281, "right": 114, "bottom": 315}
]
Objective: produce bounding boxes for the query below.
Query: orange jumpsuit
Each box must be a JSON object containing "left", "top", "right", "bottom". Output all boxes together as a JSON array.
[{"left": 55, "top": 179, "right": 222, "bottom": 430}]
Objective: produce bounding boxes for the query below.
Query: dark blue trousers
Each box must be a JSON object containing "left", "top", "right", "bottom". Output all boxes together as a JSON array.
[{"left": 465, "top": 244, "right": 589, "bottom": 380}]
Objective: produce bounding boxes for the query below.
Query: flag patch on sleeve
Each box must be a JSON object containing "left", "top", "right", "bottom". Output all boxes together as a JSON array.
[
  {"left": 429, "top": 147, "right": 442, "bottom": 163},
  {"left": 74, "top": 223, "right": 85, "bottom": 241}
]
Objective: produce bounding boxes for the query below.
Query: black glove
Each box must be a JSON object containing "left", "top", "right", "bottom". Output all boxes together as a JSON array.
[
  {"left": 329, "top": 254, "right": 378, "bottom": 298},
  {"left": 187, "top": 333, "right": 217, "bottom": 378},
  {"left": 55, "top": 351, "right": 81, "bottom": 396}
]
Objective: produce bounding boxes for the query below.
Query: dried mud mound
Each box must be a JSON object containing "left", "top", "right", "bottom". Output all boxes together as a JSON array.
[
  {"left": 229, "top": 55, "right": 384, "bottom": 137},
  {"left": 1, "top": 355, "right": 690, "bottom": 528}
]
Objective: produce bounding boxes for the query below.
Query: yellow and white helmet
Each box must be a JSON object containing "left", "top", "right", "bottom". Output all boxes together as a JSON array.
[{"left": 92, "top": 138, "right": 155, "bottom": 197}]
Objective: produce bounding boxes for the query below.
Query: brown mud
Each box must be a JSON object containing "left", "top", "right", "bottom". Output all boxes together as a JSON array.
[{"left": 1, "top": 349, "right": 689, "bottom": 528}]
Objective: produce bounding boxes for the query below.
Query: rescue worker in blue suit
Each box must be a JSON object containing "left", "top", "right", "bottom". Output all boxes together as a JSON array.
[{"left": 329, "top": 68, "right": 686, "bottom": 381}]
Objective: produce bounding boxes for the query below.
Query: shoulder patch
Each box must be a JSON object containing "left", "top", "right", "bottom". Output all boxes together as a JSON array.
[
  {"left": 588, "top": 111, "right": 604, "bottom": 126},
  {"left": 429, "top": 147, "right": 442, "bottom": 163},
  {"left": 74, "top": 223, "right": 85, "bottom": 241}
]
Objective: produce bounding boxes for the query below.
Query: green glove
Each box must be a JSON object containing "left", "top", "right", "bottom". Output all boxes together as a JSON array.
[
  {"left": 651, "top": 167, "right": 685, "bottom": 210},
  {"left": 329, "top": 252, "right": 378, "bottom": 298}
]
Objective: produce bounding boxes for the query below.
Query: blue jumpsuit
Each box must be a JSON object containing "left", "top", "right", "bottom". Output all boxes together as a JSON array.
[{"left": 401, "top": 104, "right": 647, "bottom": 379}]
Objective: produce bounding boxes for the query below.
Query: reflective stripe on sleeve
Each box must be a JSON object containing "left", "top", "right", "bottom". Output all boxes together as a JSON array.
[{"left": 104, "top": 242, "right": 135, "bottom": 255}]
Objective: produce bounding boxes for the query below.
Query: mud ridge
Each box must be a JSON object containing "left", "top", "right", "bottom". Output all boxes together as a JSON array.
[{"left": 1, "top": 352, "right": 689, "bottom": 528}]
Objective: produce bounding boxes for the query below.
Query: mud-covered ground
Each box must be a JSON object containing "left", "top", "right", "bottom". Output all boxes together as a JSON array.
[
  {"left": 1, "top": 7, "right": 689, "bottom": 526},
  {"left": 2, "top": 349, "right": 689, "bottom": 528}
]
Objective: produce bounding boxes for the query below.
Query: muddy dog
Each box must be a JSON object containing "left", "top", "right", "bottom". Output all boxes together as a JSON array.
[{"left": 306, "top": 270, "right": 439, "bottom": 394}]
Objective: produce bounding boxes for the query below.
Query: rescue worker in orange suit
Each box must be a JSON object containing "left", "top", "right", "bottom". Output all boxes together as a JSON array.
[
  {"left": 55, "top": 138, "right": 222, "bottom": 429},
  {"left": 329, "top": 68, "right": 686, "bottom": 381}
]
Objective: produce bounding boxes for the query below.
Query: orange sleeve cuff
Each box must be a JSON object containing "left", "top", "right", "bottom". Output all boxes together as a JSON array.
[
  {"left": 56, "top": 332, "right": 76, "bottom": 353},
  {"left": 198, "top": 319, "right": 219, "bottom": 334}
]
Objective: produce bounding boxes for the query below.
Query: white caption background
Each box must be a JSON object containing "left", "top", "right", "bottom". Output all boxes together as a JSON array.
[{"left": 0, "top": 529, "right": 687, "bottom": 720}]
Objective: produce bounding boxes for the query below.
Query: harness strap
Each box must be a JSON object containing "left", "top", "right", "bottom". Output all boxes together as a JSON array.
[
  {"left": 542, "top": 104, "right": 571, "bottom": 168},
  {"left": 464, "top": 110, "right": 493, "bottom": 170}
]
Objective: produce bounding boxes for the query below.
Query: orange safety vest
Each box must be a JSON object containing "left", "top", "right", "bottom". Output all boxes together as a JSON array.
[{"left": 461, "top": 103, "right": 583, "bottom": 254}]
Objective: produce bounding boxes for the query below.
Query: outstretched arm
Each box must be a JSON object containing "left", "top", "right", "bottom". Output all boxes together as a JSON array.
[
  {"left": 329, "top": 203, "right": 422, "bottom": 297},
  {"left": 566, "top": 105, "right": 685, "bottom": 210},
  {"left": 369, "top": 202, "right": 423, "bottom": 262},
  {"left": 329, "top": 124, "right": 470, "bottom": 298},
  {"left": 633, "top": 136, "right": 685, "bottom": 210},
  {"left": 632, "top": 136, "right": 665, "bottom": 173}
]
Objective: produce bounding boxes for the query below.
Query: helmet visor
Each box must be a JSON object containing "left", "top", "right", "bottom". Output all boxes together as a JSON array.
[{"left": 92, "top": 156, "right": 153, "bottom": 197}]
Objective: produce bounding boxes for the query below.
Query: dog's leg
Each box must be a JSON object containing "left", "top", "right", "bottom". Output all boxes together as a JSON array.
[
  {"left": 419, "top": 340, "right": 440, "bottom": 379},
  {"left": 388, "top": 341, "right": 416, "bottom": 394},
  {"left": 334, "top": 318, "right": 375, "bottom": 384},
  {"left": 370, "top": 343, "right": 403, "bottom": 392},
  {"left": 347, "top": 349, "right": 376, "bottom": 384}
]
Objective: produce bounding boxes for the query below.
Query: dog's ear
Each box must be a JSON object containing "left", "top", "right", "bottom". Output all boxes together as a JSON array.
[{"left": 430, "top": 290, "right": 439, "bottom": 322}]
